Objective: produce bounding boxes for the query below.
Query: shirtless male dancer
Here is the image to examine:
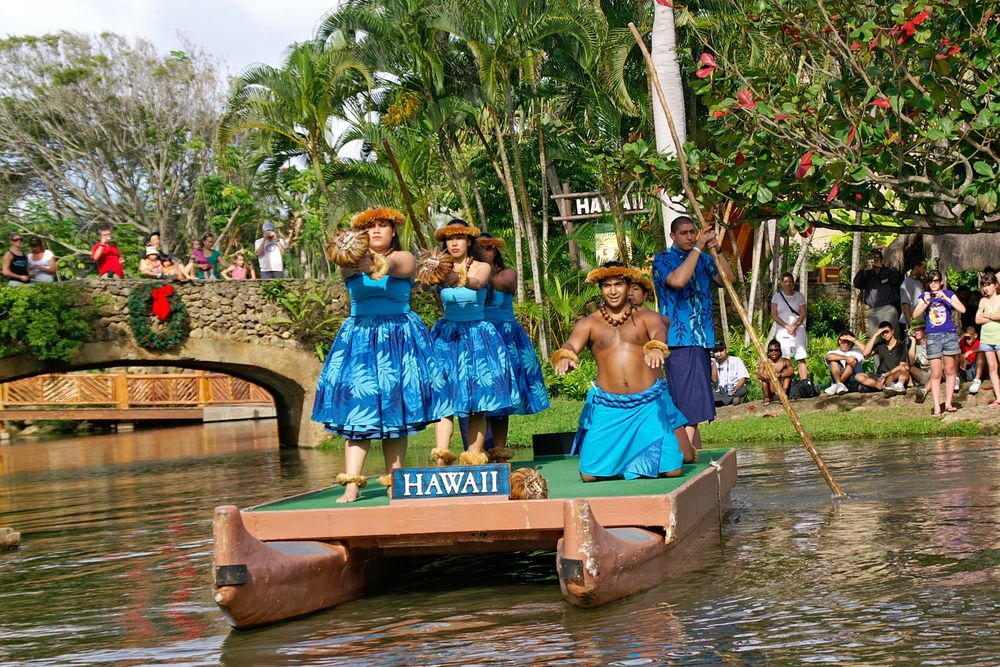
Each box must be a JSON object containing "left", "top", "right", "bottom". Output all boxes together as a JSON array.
[{"left": 553, "top": 262, "right": 695, "bottom": 481}]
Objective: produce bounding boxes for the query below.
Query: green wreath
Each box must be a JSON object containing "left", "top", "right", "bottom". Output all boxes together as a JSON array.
[{"left": 127, "top": 282, "right": 189, "bottom": 351}]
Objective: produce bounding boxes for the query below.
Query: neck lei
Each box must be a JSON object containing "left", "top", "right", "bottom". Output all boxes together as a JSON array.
[{"left": 600, "top": 302, "right": 633, "bottom": 327}]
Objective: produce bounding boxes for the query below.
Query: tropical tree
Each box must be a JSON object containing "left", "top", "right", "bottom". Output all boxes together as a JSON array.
[
  {"left": 0, "top": 32, "right": 222, "bottom": 256},
  {"left": 217, "top": 41, "right": 372, "bottom": 223}
]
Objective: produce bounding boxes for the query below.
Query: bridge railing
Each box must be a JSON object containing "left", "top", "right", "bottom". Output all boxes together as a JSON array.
[{"left": 0, "top": 372, "right": 273, "bottom": 409}]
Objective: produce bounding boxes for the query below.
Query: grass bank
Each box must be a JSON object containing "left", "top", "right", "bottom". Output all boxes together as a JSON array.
[{"left": 318, "top": 398, "right": 983, "bottom": 449}]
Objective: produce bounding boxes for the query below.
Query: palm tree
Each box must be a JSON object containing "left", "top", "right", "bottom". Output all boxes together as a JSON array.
[{"left": 217, "top": 41, "right": 372, "bottom": 221}]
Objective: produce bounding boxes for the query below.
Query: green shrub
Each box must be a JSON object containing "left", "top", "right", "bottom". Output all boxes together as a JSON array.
[
  {"left": 542, "top": 351, "right": 597, "bottom": 400},
  {"left": 807, "top": 296, "right": 849, "bottom": 339},
  {"left": 0, "top": 284, "right": 97, "bottom": 361}
]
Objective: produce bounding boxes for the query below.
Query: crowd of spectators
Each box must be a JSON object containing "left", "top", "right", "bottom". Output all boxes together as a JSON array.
[
  {"left": 2, "top": 221, "right": 293, "bottom": 286},
  {"left": 709, "top": 250, "right": 1000, "bottom": 413}
]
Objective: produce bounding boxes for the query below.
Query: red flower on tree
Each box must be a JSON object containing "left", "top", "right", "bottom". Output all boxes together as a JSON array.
[
  {"left": 796, "top": 152, "right": 813, "bottom": 179},
  {"left": 696, "top": 53, "right": 718, "bottom": 78},
  {"left": 737, "top": 89, "right": 756, "bottom": 110}
]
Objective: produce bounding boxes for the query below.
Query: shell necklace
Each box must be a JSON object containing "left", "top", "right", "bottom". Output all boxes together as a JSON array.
[{"left": 600, "top": 302, "right": 633, "bottom": 327}]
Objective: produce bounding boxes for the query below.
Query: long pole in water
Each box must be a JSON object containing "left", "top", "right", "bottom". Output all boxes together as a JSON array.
[{"left": 628, "top": 23, "right": 846, "bottom": 499}]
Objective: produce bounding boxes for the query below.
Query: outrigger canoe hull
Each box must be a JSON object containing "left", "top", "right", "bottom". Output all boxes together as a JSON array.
[{"left": 212, "top": 449, "right": 736, "bottom": 628}]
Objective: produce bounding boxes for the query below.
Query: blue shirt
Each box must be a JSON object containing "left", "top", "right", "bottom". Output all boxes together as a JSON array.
[{"left": 652, "top": 246, "right": 718, "bottom": 349}]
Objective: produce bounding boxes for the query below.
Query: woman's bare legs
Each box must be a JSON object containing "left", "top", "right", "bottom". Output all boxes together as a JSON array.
[{"left": 338, "top": 439, "right": 370, "bottom": 502}]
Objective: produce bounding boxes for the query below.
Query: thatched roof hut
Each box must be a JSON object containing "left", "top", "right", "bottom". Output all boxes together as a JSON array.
[{"left": 884, "top": 232, "right": 1000, "bottom": 273}]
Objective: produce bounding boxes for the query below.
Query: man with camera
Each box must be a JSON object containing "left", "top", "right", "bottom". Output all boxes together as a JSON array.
[
  {"left": 853, "top": 248, "right": 903, "bottom": 339},
  {"left": 711, "top": 345, "right": 749, "bottom": 406},
  {"left": 255, "top": 221, "right": 287, "bottom": 280}
]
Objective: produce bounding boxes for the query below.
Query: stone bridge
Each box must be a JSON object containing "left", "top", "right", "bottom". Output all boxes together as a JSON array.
[{"left": 0, "top": 279, "right": 349, "bottom": 447}]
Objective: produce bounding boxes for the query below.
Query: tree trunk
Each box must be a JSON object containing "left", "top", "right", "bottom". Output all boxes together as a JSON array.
[
  {"left": 849, "top": 224, "right": 862, "bottom": 332},
  {"left": 449, "top": 127, "right": 489, "bottom": 231},
  {"left": 798, "top": 235, "right": 810, "bottom": 304},
  {"left": 491, "top": 116, "right": 526, "bottom": 303},
  {"left": 718, "top": 287, "right": 730, "bottom": 347},
  {"left": 437, "top": 130, "right": 473, "bottom": 221},
  {"left": 548, "top": 166, "right": 583, "bottom": 269},
  {"left": 745, "top": 224, "right": 764, "bottom": 345},
  {"left": 650, "top": 7, "right": 687, "bottom": 240},
  {"left": 509, "top": 124, "right": 548, "bottom": 359}
]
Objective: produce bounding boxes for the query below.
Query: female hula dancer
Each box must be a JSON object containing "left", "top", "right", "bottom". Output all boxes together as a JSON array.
[
  {"left": 419, "top": 220, "right": 518, "bottom": 466},
  {"left": 314, "top": 207, "right": 450, "bottom": 502},
  {"left": 478, "top": 232, "right": 550, "bottom": 459}
]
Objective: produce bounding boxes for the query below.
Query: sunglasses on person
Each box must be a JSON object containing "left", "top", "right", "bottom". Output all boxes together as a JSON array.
[{"left": 11, "top": 237, "right": 22, "bottom": 242}]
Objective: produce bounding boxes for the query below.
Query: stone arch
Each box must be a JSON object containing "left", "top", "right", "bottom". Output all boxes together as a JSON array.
[{"left": 0, "top": 338, "right": 325, "bottom": 447}]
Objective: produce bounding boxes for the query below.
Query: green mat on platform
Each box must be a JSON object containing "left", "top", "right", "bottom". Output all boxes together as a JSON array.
[{"left": 250, "top": 448, "right": 732, "bottom": 512}]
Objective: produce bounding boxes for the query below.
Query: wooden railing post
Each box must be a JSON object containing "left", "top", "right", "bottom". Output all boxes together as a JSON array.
[
  {"left": 114, "top": 372, "right": 129, "bottom": 409},
  {"left": 197, "top": 371, "right": 212, "bottom": 407}
]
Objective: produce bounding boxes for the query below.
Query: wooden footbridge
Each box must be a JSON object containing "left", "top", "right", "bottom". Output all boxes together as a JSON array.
[{"left": 0, "top": 372, "right": 274, "bottom": 423}]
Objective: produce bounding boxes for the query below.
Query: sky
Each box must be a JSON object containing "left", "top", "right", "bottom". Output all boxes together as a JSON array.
[{"left": 1, "top": 0, "right": 337, "bottom": 74}]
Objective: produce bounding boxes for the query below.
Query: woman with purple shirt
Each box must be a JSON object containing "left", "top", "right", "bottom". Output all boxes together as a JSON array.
[{"left": 911, "top": 270, "right": 966, "bottom": 415}]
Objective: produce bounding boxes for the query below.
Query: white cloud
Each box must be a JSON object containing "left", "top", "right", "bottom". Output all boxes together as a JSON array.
[{"left": 0, "top": 0, "right": 336, "bottom": 72}]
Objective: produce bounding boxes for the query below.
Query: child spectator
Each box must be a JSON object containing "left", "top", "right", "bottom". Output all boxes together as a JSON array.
[
  {"left": 26, "top": 237, "right": 57, "bottom": 283},
  {"left": 907, "top": 323, "right": 930, "bottom": 393},
  {"left": 757, "top": 339, "right": 794, "bottom": 405},
  {"left": 139, "top": 247, "right": 165, "bottom": 279},
  {"left": 912, "top": 270, "right": 967, "bottom": 415},
  {"left": 974, "top": 269, "right": 1000, "bottom": 407},
  {"left": 823, "top": 331, "right": 865, "bottom": 395},
  {"left": 90, "top": 224, "right": 123, "bottom": 278},
  {"left": 848, "top": 323, "right": 911, "bottom": 395},
  {"left": 711, "top": 345, "right": 749, "bottom": 406},
  {"left": 190, "top": 239, "right": 211, "bottom": 279},
  {"left": 221, "top": 252, "right": 255, "bottom": 280},
  {"left": 959, "top": 325, "right": 984, "bottom": 393}
]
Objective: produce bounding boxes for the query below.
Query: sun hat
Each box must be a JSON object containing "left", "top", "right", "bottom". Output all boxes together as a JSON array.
[
  {"left": 262, "top": 222, "right": 275, "bottom": 232},
  {"left": 144, "top": 246, "right": 160, "bottom": 258}
]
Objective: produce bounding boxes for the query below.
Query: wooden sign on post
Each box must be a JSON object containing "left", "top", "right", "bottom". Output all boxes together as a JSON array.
[{"left": 551, "top": 190, "right": 652, "bottom": 222}]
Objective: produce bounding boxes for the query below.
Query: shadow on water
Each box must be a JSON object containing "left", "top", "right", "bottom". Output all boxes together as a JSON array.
[{"left": 2, "top": 423, "right": 999, "bottom": 665}]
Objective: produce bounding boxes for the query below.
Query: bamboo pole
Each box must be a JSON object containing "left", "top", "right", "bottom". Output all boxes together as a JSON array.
[{"left": 628, "top": 23, "right": 846, "bottom": 499}]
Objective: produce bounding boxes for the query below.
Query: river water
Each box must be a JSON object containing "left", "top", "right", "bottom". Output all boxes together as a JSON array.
[{"left": 1, "top": 422, "right": 998, "bottom": 666}]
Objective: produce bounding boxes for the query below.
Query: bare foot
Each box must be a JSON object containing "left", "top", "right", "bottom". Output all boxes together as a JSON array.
[{"left": 337, "top": 483, "right": 360, "bottom": 503}]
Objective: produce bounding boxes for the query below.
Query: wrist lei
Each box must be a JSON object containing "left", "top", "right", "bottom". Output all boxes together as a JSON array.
[
  {"left": 643, "top": 340, "right": 671, "bottom": 358},
  {"left": 551, "top": 348, "right": 580, "bottom": 367}
]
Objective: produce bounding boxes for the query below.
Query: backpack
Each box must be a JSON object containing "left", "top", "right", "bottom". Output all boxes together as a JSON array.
[{"left": 788, "top": 378, "right": 819, "bottom": 400}]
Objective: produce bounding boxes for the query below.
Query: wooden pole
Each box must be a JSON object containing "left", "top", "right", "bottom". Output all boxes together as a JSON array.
[{"left": 628, "top": 23, "right": 846, "bottom": 499}]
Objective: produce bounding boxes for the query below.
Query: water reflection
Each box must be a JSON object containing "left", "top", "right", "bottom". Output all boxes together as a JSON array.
[{"left": 1, "top": 424, "right": 998, "bottom": 665}]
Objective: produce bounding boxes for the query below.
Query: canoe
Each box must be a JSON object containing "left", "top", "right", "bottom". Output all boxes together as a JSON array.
[{"left": 212, "top": 447, "right": 736, "bottom": 628}]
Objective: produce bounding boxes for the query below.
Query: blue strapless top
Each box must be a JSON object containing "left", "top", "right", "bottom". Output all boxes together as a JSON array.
[
  {"left": 484, "top": 290, "right": 516, "bottom": 322},
  {"left": 440, "top": 285, "right": 486, "bottom": 321},
  {"left": 347, "top": 274, "right": 412, "bottom": 316}
]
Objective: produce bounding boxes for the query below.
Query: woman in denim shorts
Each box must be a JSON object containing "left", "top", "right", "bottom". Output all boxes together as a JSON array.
[
  {"left": 912, "top": 270, "right": 966, "bottom": 415},
  {"left": 975, "top": 269, "right": 1000, "bottom": 407}
]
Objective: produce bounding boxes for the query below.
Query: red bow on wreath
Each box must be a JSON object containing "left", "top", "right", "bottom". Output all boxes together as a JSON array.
[{"left": 151, "top": 284, "right": 174, "bottom": 321}]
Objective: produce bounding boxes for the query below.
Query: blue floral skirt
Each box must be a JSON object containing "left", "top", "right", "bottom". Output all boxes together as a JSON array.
[
  {"left": 312, "top": 312, "right": 450, "bottom": 440},
  {"left": 487, "top": 319, "right": 550, "bottom": 416},
  {"left": 429, "top": 319, "right": 518, "bottom": 417}
]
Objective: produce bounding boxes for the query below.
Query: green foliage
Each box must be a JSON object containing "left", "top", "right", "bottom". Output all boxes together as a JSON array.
[
  {"left": 646, "top": 0, "right": 1000, "bottom": 233},
  {"left": 410, "top": 287, "right": 441, "bottom": 328},
  {"left": 265, "top": 282, "right": 345, "bottom": 357},
  {"left": 0, "top": 284, "right": 96, "bottom": 361},
  {"left": 945, "top": 268, "right": 980, "bottom": 293},
  {"left": 127, "top": 283, "right": 189, "bottom": 351},
  {"left": 541, "top": 352, "right": 597, "bottom": 401},
  {"left": 260, "top": 280, "right": 287, "bottom": 302},
  {"left": 808, "top": 297, "right": 849, "bottom": 339}
]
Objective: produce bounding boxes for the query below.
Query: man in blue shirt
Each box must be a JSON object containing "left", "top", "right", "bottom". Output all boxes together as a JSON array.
[{"left": 652, "top": 216, "right": 735, "bottom": 450}]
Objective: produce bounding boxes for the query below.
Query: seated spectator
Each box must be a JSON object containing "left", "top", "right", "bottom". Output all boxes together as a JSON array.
[
  {"left": 848, "top": 321, "right": 911, "bottom": 395},
  {"left": 139, "top": 247, "right": 165, "bottom": 279},
  {"left": 757, "top": 339, "right": 794, "bottom": 405},
  {"left": 221, "top": 252, "right": 256, "bottom": 280},
  {"left": 90, "top": 224, "right": 123, "bottom": 278},
  {"left": 907, "top": 323, "right": 930, "bottom": 391},
  {"left": 26, "top": 237, "right": 57, "bottom": 283},
  {"left": 161, "top": 256, "right": 193, "bottom": 281},
  {"left": 959, "top": 325, "right": 984, "bottom": 393},
  {"left": 823, "top": 331, "right": 865, "bottom": 395},
  {"left": 711, "top": 345, "right": 749, "bottom": 406}
]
